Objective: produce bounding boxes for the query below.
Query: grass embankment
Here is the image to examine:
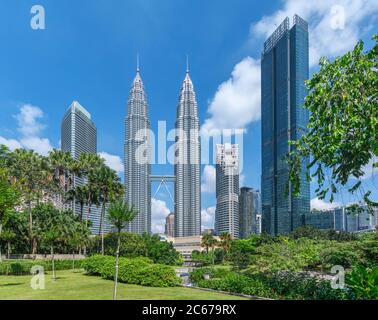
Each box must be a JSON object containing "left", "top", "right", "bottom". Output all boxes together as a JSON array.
[{"left": 0, "top": 270, "right": 247, "bottom": 300}]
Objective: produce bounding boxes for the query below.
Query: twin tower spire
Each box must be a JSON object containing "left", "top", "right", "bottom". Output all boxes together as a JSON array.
[{"left": 124, "top": 57, "right": 201, "bottom": 237}]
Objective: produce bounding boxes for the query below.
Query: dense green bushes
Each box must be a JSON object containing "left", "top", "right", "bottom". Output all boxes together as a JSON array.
[
  {"left": 90, "top": 233, "right": 182, "bottom": 266},
  {"left": 82, "top": 255, "right": 181, "bottom": 287},
  {"left": 190, "top": 267, "right": 349, "bottom": 300},
  {"left": 0, "top": 259, "right": 83, "bottom": 275}
]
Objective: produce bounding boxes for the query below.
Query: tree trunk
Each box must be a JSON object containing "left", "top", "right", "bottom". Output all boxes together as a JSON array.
[
  {"left": 28, "top": 201, "right": 33, "bottom": 254},
  {"left": 7, "top": 241, "right": 11, "bottom": 259},
  {"left": 80, "top": 204, "right": 84, "bottom": 222},
  {"left": 113, "top": 234, "right": 120, "bottom": 300},
  {"left": 100, "top": 203, "right": 105, "bottom": 255},
  {"left": 51, "top": 245, "right": 56, "bottom": 280},
  {"left": 0, "top": 223, "right": 2, "bottom": 262},
  {"left": 72, "top": 252, "right": 75, "bottom": 271}
]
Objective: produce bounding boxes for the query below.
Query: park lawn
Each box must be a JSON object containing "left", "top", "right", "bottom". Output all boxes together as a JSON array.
[{"left": 0, "top": 270, "right": 247, "bottom": 300}]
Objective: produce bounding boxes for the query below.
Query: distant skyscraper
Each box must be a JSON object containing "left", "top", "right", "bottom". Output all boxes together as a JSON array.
[
  {"left": 174, "top": 66, "right": 201, "bottom": 237},
  {"left": 261, "top": 15, "right": 310, "bottom": 235},
  {"left": 124, "top": 67, "right": 151, "bottom": 235},
  {"left": 61, "top": 101, "right": 104, "bottom": 234},
  {"left": 239, "top": 187, "right": 261, "bottom": 238},
  {"left": 215, "top": 144, "right": 239, "bottom": 239},
  {"left": 165, "top": 212, "right": 175, "bottom": 237}
]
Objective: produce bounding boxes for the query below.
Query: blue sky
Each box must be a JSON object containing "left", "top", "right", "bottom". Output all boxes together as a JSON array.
[{"left": 1, "top": 0, "right": 377, "bottom": 233}]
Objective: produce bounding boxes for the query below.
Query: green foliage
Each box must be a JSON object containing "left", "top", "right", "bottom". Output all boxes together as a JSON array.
[
  {"left": 287, "top": 35, "right": 378, "bottom": 206},
  {"left": 320, "top": 244, "right": 362, "bottom": 268},
  {"left": 0, "top": 259, "right": 83, "bottom": 275},
  {"left": 96, "top": 233, "right": 181, "bottom": 265},
  {"left": 82, "top": 255, "right": 180, "bottom": 287},
  {"left": 346, "top": 266, "right": 378, "bottom": 300},
  {"left": 190, "top": 268, "right": 349, "bottom": 300},
  {"left": 229, "top": 239, "right": 256, "bottom": 271}
]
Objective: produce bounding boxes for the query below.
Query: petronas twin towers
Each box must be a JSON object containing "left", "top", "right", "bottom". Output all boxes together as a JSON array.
[{"left": 124, "top": 63, "right": 201, "bottom": 237}]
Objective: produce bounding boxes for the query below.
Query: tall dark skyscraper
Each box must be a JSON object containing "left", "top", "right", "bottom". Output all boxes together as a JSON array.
[
  {"left": 261, "top": 15, "right": 310, "bottom": 235},
  {"left": 239, "top": 187, "right": 261, "bottom": 239},
  {"left": 174, "top": 67, "right": 201, "bottom": 237},
  {"left": 124, "top": 66, "right": 151, "bottom": 235}
]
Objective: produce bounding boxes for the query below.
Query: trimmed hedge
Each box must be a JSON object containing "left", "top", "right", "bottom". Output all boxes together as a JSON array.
[
  {"left": 82, "top": 255, "right": 181, "bottom": 287},
  {"left": 190, "top": 268, "right": 350, "bottom": 300},
  {"left": 0, "top": 259, "right": 83, "bottom": 275}
]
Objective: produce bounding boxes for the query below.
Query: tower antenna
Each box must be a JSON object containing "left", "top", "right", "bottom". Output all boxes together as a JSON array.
[{"left": 137, "top": 53, "right": 140, "bottom": 72}]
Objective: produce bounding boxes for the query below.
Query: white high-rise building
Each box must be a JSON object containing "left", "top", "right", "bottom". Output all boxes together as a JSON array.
[
  {"left": 124, "top": 67, "right": 151, "bottom": 234},
  {"left": 215, "top": 144, "right": 240, "bottom": 239},
  {"left": 61, "top": 101, "right": 105, "bottom": 234},
  {"left": 174, "top": 67, "right": 201, "bottom": 237}
]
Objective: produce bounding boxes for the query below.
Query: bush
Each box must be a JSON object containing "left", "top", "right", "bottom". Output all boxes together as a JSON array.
[
  {"left": 320, "top": 245, "right": 362, "bottom": 268},
  {"left": 82, "top": 255, "right": 180, "bottom": 287},
  {"left": 0, "top": 259, "right": 83, "bottom": 275},
  {"left": 346, "top": 266, "right": 378, "bottom": 300},
  {"left": 190, "top": 267, "right": 349, "bottom": 300},
  {"left": 193, "top": 270, "right": 277, "bottom": 299},
  {"left": 91, "top": 233, "right": 182, "bottom": 266}
]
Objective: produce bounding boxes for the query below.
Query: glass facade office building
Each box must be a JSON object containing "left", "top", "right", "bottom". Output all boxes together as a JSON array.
[
  {"left": 261, "top": 15, "right": 310, "bottom": 235},
  {"left": 61, "top": 101, "right": 107, "bottom": 234},
  {"left": 239, "top": 187, "right": 262, "bottom": 238}
]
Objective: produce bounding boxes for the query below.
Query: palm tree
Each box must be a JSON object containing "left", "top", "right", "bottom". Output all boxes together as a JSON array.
[
  {"left": 219, "top": 232, "right": 232, "bottom": 263},
  {"left": 0, "top": 168, "right": 20, "bottom": 261},
  {"left": 107, "top": 199, "right": 137, "bottom": 300},
  {"left": 9, "top": 149, "right": 47, "bottom": 254},
  {"left": 201, "top": 234, "right": 218, "bottom": 267},
  {"left": 90, "top": 166, "right": 122, "bottom": 255},
  {"left": 66, "top": 185, "right": 88, "bottom": 221}
]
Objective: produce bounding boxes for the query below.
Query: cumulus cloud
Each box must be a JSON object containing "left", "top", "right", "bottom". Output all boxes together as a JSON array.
[
  {"left": 201, "top": 57, "right": 261, "bottom": 136},
  {"left": 201, "top": 206, "right": 216, "bottom": 230},
  {"left": 99, "top": 152, "right": 124, "bottom": 174},
  {"left": 151, "top": 198, "right": 170, "bottom": 234},
  {"left": 311, "top": 198, "right": 341, "bottom": 211},
  {"left": 250, "top": 0, "right": 378, "bottom": 67},
  {"left": 0, "top": 136, "right": 22, "bottom": 151},
  {"left": 15, "top": 104, "right": 45, "bottom": 136},
  {"left": 0, "top": 104, "right": 54, "bottom": 156},
  {"left": 201, "top": 165, "right": 216, "bottom": 193}
]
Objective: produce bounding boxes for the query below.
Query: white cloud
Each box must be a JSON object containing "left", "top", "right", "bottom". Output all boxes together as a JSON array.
[
  {"left": 151, "top": 198, "right": 170, "bottom": 234},
  {"left": 201, "top": 206, "right": 216, "bottom": 230},
  {"left": 0, "top": 136, "right": 22, "bottom": 151},
  {"left": 360, "top": 156, "right": 378, "bottom": 180},
  {"left": 201, "top": 57, "right": 261, "bottom": 136},
  {"left": 15, "top": 104, "right": 45, "bottom": 136},
  {"left": 99, "top": 152, "right": 124, "bottom": 174},
  {"left": 0, "top": 104, "right": 53, "bottom": 156},
  {"left": 250, "top": 0, "right": 378, "bottom": 67},
  {"left": 311, "top": 197, "right": 341, "bottom": 211},
  {"left": 201, "top": 165, "right": 216, "bottom": 193},
  {"left": 20, "top": 137, "right": 53, "bottom": 156}
]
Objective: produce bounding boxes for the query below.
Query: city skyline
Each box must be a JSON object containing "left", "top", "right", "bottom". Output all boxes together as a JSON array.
[{"left": 1, "top": 1, "right": 377, "bottom": 234}]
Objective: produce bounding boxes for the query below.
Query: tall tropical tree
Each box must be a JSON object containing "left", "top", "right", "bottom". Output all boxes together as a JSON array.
[
  {"left": 77, "top": 153, "right": 105, "bottom": 227},
  {"left": 90, "top": 165, "right": 122, "bottom": 255},
  {"left": 219, "top": 232, "right": 232, "bottom": 263},
  {"left": 0, "top": 168, "right": 20, "bottom": 261},
  {"left": 66, "top": 185, "right": 88, "bottom": 221},
  {"left": 9, "top": 149, "right": 48, "bottom": 253},
  {"left": 287, "top": 35, "right": 378, "bottom": 208},
  {"left": 107, "top": 199, "right": 137, "bottom": 300}
]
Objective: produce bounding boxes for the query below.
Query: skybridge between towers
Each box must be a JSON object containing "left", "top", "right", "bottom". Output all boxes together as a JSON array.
[{"left": 150, "top": 175, "right": 176, "bottom": 205}]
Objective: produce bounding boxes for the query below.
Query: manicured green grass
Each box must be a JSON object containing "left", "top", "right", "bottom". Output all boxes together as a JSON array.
[{"left": 0, "top": 270, "right": 247, "bottom": 300}]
